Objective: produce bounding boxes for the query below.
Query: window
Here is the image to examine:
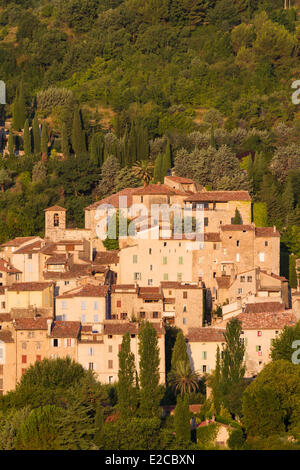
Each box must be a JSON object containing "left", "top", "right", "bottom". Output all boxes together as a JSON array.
[
  {"left": 236, "top": 240, "right": 240, "bottom": 247},
  {"left": 22, "top": 355, "right": 27, "bottom": 364},
  {"left": 202, "top": 351, "right": 207, "bottom": 360},
  {"left": 179, "top": 256, "right": 183, "bottom": 265},
  {"left": 61, "top": 301, "right": 67, "bottom": 310},
  {"left": 150, "top": 265, "right": 153, "bottom": 271},
  {"left": 163, "top": 256, "right": 167, "bottom": 265},
  {"left": 133, "top": 254, "right": 138, "bottom": 264},
  {"left": 182, "top": 318, "right": 187, "bottom": 325},
  {"left": 108, "top": 345, "right": 113, "bottom": 353},
  {"left": 256, "top": 345, "right": 262, "bottom": 352},
  {"left": 257, "top": 331, "right": 262, "bottom": 337},
  {"left": 152, "top": 312, "right": 159, "bottom": 319},
  {"left": 265, "top": 241, "right": 268, "bottom": 247},
  {"left": 247, "top": 276, "right": 252, "bottom": 282},
  {"left": 149, "top": 248, "right": 152, "bottom": 255},
  {"left": 28, "top": 331, "right": 34, "bottom": 338},
  {"left": 22, "top": 342, "right": 27, "bottom": 349},
  {"left": 109, "top": 376, "right": 114, "bottom": 384},
  {"left": 163, "top": 273, "right": 169, "bottom": 281},
  {"left": 134, "top": 273, "right": 141, "bottom": 280},
  {"left": 183, "top": 305, "right": 187, "bottom": 312},
  {"left": 108, "top": 360, "right": 113, "bottom": 369},
  {"left": 108, "top": 335, "right": 113, "bottom": 339},
  {"left": 36, "top": 342, "right": 41, "bottom": 350},
  {"left": 131, "top": 334, "right": 135, "bottom": 338},
  {"left": 22, "top": 368, "right": 26, "bottom": 375},
  {"left": 64, "top": 281, "right": 69, "bottom": 286},
  {"left": 236, "top": 253, "right": 240, "bottom": 262},
  {"left": 81, "top": 314, "right": 86, "bottom": 323},
  {"left": 89, "top": 347, "right": 94, "bottom": 356},
  {"left": 177, "top": 273, "right": 182, "bottom": 282},
  {"left": 81, "top": 301, "right": 86, "bottom": 310},
  {"left": 28, "top": 253, "right": 32, "bottom": 260},
  {"left": 163, "top": 242, "right": 167, "bottom": 247},
  {"left": 93, "top": 314, "right": 99, "bottom": 323},
  {"left": 121, "top": 312, "right": 127, "bottom": 320},
  {"left": 66, "top": 338, "right": 72, "bottom": 347},
  {"left": 213, "top": 243, "right": 217, "bottom": 250},
  {"left": 148, "top": 279, "right": 153, "bottom": 286},
  {"left": 240, "top": 276, "right": 245, "bottom": 282},
  {"left": 259, "top": 252, "right": 265, "bottom": 262},
  {"left": 213, "top": 272, "right": 216, "bottom": 278},
  {"left": 204, "top": 217, "right": 208, "bottom": 227},
  {"left": 89, "top": 363, "right": 94, "bottom": 370},
  {"left": 36, "top": 355, "right": 41, "bottom": 362},
  {"left": 223, "top": 248, "right": 227, "bottom": 255},
  {"left": 53, "top": 339, "right": 58, "bottom": 347},
  {"left": 238, "top": 288, "right": 243, "bottom": 295},
  {"left": 183, "top": 291, "right": 187, "bottom": 299},
  {"left": 116, "top": 300, "right": 121, "bottom": 308},
  {"left": 93, "top": 301, "right": 98, "bottom": 310},
  {"left": 139, "top": 312, "right": 145, "bottom": 319},
  {"left": 202, "top": 365, "right": 207, "bottom": 373},
  {"left": 54, "top": 213, "right": 59, "bottom": 227}
]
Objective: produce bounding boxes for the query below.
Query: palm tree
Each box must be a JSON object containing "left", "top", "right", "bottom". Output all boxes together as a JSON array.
[
  {"left": 132, "top": 160, "right": 154, "bottom": 187},
  {"left": 168, "top": 360, "right": 200, "bottom": 397}
]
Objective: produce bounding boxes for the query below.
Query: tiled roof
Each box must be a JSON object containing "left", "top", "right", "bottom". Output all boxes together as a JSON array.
[
  {"left": 204, "top": 233, "right": 221, "bottom": 242},
  {"left": 138, "top": 287, "right": 163, "bottom": 300},
  {"left": 111, "top": 284, "right": 137, "bottom": 293},
  {"left": 160, "top": 282, "right": 201, "bottom": 289},
  {"left": 216, "top": 276, "right": 231, "bottom": 289},
  {"left": 0, "top": 259, "right": 21, "bottom": 274},
  {"left": 56, "top": 240, "right": 83, "bottom": 245},
  {"left": 57, "top": 284, "right": 109, "bottom": 299},
  {"left": 51, "top": 321, "right": 81, "bottom": 338},
  {"left": 255, "top": 227, "right": 280, "bottom": 237},
  {"left": 260, "top": 271, "right": 288, "bottom": 282},
  {"left": 103, "top": 321, "right": 165, "bottom": 335},
  {"left": 185, "top": 191, "right": 251, "bottom": 202},
  {"left": 44, "top": 205, "right": 66, "bottom": 212},
  {"left": 14, "top": 317, "right": 51, "bottom": 330},
  {"left": 165, "top": 176, "right": 195, "bottom": 184},
  {"left": 238, "top": 311, "right": 297, "bottom": 329},
  {"left": 0, "top": 314, "right": 11, "bottom": 322},
  {"left": 0, "top": 330, "right": 14, "bottom": 343},
  {"left": 45, "top": 254, "right": 68, "bottom": 265},
  {"left": 244, "top": 302, "right": 284, "bottom": 314},
  {"left": 43, "top": 264, "right": 91, "bottom": 280},
  {"left": 8, "top": 282, "right": 53, "bottom": 291},
  {"left": 221, "top": 224, "right": 254, "bottom": 232},
  {"left": 14, "top": 240, "right": 43, "bottom": 254},
  {"left": 93, "top": 251, "right": 119, "bottom": 265},
  {"left": 85, "top": 188, "right": 137, "bottom": 211},
  {"left": 1, "top": 236, "right": 38, "bottom": 247},
  {"left": 132, "top": 184, "right": 182, "bottom": 196},
  {"left": 187, "top": 327, "right": 225, "bottom": 342}
]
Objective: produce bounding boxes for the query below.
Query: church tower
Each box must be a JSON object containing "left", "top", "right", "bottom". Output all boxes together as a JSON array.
[{"left": 44, "top": 205, "right": 67, "bottom": 241}]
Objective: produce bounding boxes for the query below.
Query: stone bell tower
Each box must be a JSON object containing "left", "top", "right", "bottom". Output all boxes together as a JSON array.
[{"left": 44, "top": 205, "right": 67, "bottom": 241}]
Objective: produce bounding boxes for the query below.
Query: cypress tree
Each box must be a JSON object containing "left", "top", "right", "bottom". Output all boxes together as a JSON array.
[
  {"left": 289, "top": 254, "right": 297, "bottom": 289},
  {"left": 161, "top": 139, "right": 172, "bottom": 179},
  {"left": 138, "top": 321, "right": 163, "bottom": 418},
  {"left": 61, "top": 122, "right": 70, "bottom": 159},
  {"left": 174, "top": 394, "right": 191, "bottom": 444},
  {"left": 128, "top": 122, "right": 137, "bottom": 166},
  {"left": 23, "top": 119, "right": 31, "bottom": 155},
  {"left": 41, "top": 123, "right": 48, "bottom": 160},
  {"left": 282, "top": 178, "right": 294, "bottom": 224},
  {"left": 18, "top": 82, "right": 26, "bottom": 130},
  {"left": 153, "top": 153, "right": 163, "bottom": 183},
  {"left": 171, "top": 330, "right": 189, "bottom": 372},
  {"left": 32, "top": 113, "right": 41, "bottom": 155},
  {"left": 7, "top": 129, "right": 14, "bottom": 155},
  {"left": 211, "top": 345, "right": 222, "bottom": 415},
  {"left": 94, "top": 402, "right": 104, "bottom": 448},
  {"left": 232, "top": 208, "right": 242, "bottom": 224},
  {"left": 117, "top": 332, "right": 138, "bottom": 420},
  {"left": 71, "top": 107, "right": 86, "bottom": 156}
]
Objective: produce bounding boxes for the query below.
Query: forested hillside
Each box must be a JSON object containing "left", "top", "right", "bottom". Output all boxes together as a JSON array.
[{"left": 0, "top": 0, "right": 299, "bottom": 279}]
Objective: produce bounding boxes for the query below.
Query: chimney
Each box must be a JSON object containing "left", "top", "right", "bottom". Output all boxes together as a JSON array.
[{"left": 47, "top": 319, "right": 52, "bottom": 336}]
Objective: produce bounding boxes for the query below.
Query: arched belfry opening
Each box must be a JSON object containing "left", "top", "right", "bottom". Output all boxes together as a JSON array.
[{"left": 54, "top": 213, "right": 59, "bottom": 227}]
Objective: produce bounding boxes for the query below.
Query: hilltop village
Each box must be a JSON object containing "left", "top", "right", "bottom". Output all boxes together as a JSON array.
[{"left": 0, "top": 175, "right": 299, "bottom": 394}]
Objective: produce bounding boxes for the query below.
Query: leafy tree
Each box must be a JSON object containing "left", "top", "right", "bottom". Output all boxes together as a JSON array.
[
  {"left": 271, "top": 320, "right": 300, "bottom": 362},
  {"left": 117, "top": 332, "right": 138, "bottom": 419},
  {"left": 174, "top": 394, "right": 191, "bottom": 444},
  {"left": 253, "top": 202, "right": 268, "bottom": 227},
  {"left": 32, "top": 161, "right": 46, "bottom": 183},
  {"left": 138, "top": 321, "right": 163, "bottom": 418},
  {"left": 114, "top": 167, "right": 141, "bottom": 192},
  {"left": 95, "top": 155, "right": 120, "bottom": 200},
  {"left": 0, "top": 169, "right": 12, "bottom": 192}
]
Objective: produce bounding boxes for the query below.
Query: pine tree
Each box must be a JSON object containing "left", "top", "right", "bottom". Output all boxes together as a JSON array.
[
  {"left": 174, "top": 394, "right": 191, "bottom": 444},
  {"left": 23, "top": 119, "right": 31, "bottom": 155},
  {"left": 138, "top": 321, "right": 163, "bottom": 418},
  {"left": 41, "top": 123, "right": 48, "bottom": 160},
  {"left": 32, "top": 113, "right": 41, "bottom": 155},
  {"left": 94, "top": 402, "right": 104, "bottom": 448},
  {"left": 282, "top": 177, "right": 294, "bottom": 224},
  {"left": 232, "top": 208, "right": 242, "bottom": 224},
  {"left": 171, "top": 330, "right": 189, "bottom": 372},
  {"left": 71, "top": 107, "right": 86, "bottom": 156},
  {"left": 61, "top": 122, "right": 70, "bottom": 159},
  {"left": 289, "top": 254, "right": 297, "bottom": 289},
  {"left": 7, "top": 129, "right": 14, "bottom": 155},
  {"left": 117, "top": 332, "right": 138, "bottom": 420}
]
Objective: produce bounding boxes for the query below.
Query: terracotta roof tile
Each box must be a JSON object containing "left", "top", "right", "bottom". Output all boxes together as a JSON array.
[
  {"left": 85, "top": 188, "right": 137, "bottom": 211},
  {"left": 51, "top": 321, "right": 81, "bottom": 338},
  {"left": 260, "top": 270, "right": 288, "bottom": 282},
  {"left": 244, "top": 302, "right": 284, "bottom": 314},
  {"left": 160, "top": 282, "right": 201, "bottom": 289},
  {"left": 132, "top": 184, "right": 187, "bottom": 196},
  {"left": 0, "top": 259, "right": 21, "bottom": 274},
  {"left": 238, "top": 311, "right": 297, "bottom": 329},
  {"left": 165, "top": 176, "right": 195, "bottom": 184},
  {"left": 0, "top": 314, "right": 11, "bottom": 322},
  {"left": 14, "top": 240, "right": 43, "bottom": 254},
  {"left": 57, "top": 284, "right": 109, "bottom": 299},
  {"left": 216, "top": 276, "right": 231, "bottom": 289},
  {"left": 255, "top": 227, "right": 280, "bottom": 237},
  {"left": 185, "top": 191, "right": 251, "bottom": 202},
  {"left": 93, "top": 251, "right": 119, "bottom": 265},
  {"left": 1, "top": 236, "right": 38, "bottom": 247},
  {"left": 103, "top": 321, "right": 165, "bottom": 335},
  {"left": 14, "top": 317, "right": 51, "bottom": 330},
  {"left": 221, "top": 224, "right": 254, "bottom": 231},
  {"left": 187, "top": 327, "right": 225, "bottom": 342},
  {"left": 204, "top": 233, "right": 221, "bottom": 242},
  {"left": 43, "top": 264, "right": 91, "bottom": 280},
  {"left": 8, "top": 282, "right": 53, "bottom": 292},
  {"left": 45, "top": 254, "right": 68, "bottom": 265},
  {"left": 44, "top": 205, "right": 66, "bottom": 212},
  {"left": 0, "top": 330, "right": 14, "bottom": 343}
]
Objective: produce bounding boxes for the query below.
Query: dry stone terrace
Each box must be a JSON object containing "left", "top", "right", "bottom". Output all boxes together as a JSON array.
[{"left": 0, "top": 175, "right": 298, "bottom": 394}]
